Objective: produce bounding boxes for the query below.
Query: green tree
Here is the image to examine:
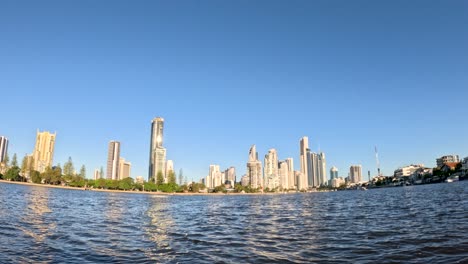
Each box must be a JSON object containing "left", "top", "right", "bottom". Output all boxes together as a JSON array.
[
  {"left": 21, "top": 155, "right": 28, "bottom": 173},
  {"left": 5, "top": 166, "right": 21, "bottom": 181},
  {"left": 96, "top": 178, "right": 106, "bottom": 189},
  {"left": 144, "top": 181, "right": 157, "bottom": 192},
  {"left": 119, "top": 177, "right": 133, "bottom": 190},
  {"left": 31, "top": 170, "right": 42, "bottom": 184},
  {"left": 41, "top": 167, "right": 53, "bottom": 184},
  {"left": 50, "top": 166, "right": 62, "bottom": 185},
  {"left": 79, "top": 165, "right": 86, "bottom": 179},
  {"left": 63, "top": 156, "right": 75, "bottom": 176},
  {"left": 11, "top": 153, "right": 18, "bottom": 167},
  {"left": 168, "top": 171, "right": 176, "bottom": 184},
  {"left": 3, "top": 153, "right": 9, "bottom": 168},
  {"left": 156, "top": 171, "right": 164, "bottom": 185}
]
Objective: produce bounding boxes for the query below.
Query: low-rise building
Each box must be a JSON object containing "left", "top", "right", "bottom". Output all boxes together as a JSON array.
[
  {"left": 135, "top": 176, "right": 144, "bottom": 184},
  {"left": 331, "top": 177, "right": 345, "bottom": 188},
  {"left": 440, "top": 162, "right": 460, "bottom": 173},
  {"left": 436, "top": 155, "right": 460, "bottom": 168},
  {"left": 462, "top": 157, "right": 468, "bottom": 175},
  {"left": 394, "top": 164, "right": 425, "bottom": 177}
]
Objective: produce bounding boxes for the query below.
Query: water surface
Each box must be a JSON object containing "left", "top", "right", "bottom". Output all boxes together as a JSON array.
[{"left": 0, "top": 181, "right": 467, "bottom": 263}]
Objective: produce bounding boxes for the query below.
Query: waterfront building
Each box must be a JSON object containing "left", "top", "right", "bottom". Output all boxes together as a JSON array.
[
  {"left": 331, "top": 177, "right": 345, "bottom": 188},
  {"left": 308, "top": 152, "right": 327, "bottom": 187},
  {"left": 330, "top": 166, "right": 339, "bottom": 180},
  {"left": 165, "top": 160, "right": 174, "bottom": 182},
  {"left": 299, "top": 137, "right": 309, "bottom": 190},
  {"left": 93, "top": 169, "right": 101, "bottom": 180},
  {"left": 308, "top": 152, "right": 317, "bottom": 187},
  {"left": 107, "top": 141, "right": 120, "bottom": 180},
  {"left": 119, "top": 158, "right": 131, "bottom": 179},
  {"left": 394, "top": 164, "right": 425, "bottom": 177},
  {"left": 247, "top": 145, "right": 263, "bottom": 189},
  {"left": 349, "top": 165, "right": 362, "bottom": 183},
  {"left": 240, "top": 174, "right": 249, "bottom": 187},
  {"left": 206, "top": 164, "right": 222, "bottom": 188},
  {"left": 318, "top": 152, "right": 327, "bottom": 186},
  {"left": 224, "top": 167, "right": 236, "bottom": 186},
  {"left": 278, "top": 160, "right": 289, "bottom": 190},
  {"left": 294, "top": 171, "right": 302, "bottom": 190},
  {"left": 0, "top": 136, "right": 8, "bottom": 164},
  {"left": 436, "top": 155, "right": 460, "bottom": 167},
  {"left": 135, "top": 176, "right": 144, "bottom": 184},
  {"left": 264, "top": 149, "right": 279, "bottom": 190},
  {"left": 32, "top": 130, "right": 56, "bottom": 172},
  {"left": 285, "top": 158, "right": 294, "bottom": 189},
  {"left": 463, "top": 157, "right": 468, "bottom": 175},
  {"left": 149, "top": 117, "right": 167, "bottom": 182}
]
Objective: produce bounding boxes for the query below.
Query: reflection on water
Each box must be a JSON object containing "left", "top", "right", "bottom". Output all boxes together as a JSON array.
[
  {"left": 0, "top": 182, "right": 467, "bottom": 263},
  {"left": 20, "top": 187, "right": 55, "bottom": 243}
]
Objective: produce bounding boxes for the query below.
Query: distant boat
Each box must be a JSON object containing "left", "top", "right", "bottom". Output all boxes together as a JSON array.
[{"left": 445, "top": 176, "right": 459, "bottom": 183}]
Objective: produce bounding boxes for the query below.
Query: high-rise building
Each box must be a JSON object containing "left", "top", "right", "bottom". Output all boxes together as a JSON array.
[
  {"left": 240, "top": 174, "right": 249, "bottom": 187},
  {"left": 165, "top": 160, "right": 174, "bottom": 181},
  {"left": 93, "top": 169, "right": 101, "bottom": 180},
  {"left": 349, "top": 165, "right": 362, "bottom": 183},
  {"left": 299, "top": 137, "right": 309, "bottom": 190},
  {"left": 308, "top": 151, "right": 327, "bottom": 187},
  {"left": 318, "top": 152, "right": 327, "bottom": 186},
  {"left": 119, "top": 158, "right": 131, "bottom": 179},
  {"left": 330, "top": 166, "right": 339, "bottom": 180},
  {"left": 308, "top": 152, "right": 318, "bottom": 187},
  {"left": 32, "top": 130, "right": 56, "bottom": 172},
  {"left": 285, "top": 158, "right": 294, "bottom": 189},
  {"left": 225, "top": 167, "right": 236, "bottom": 185},
  {"left": 0, "top": 136, "right": 8, "bottom": 164},
  {"left": 278, "top": 160, "right": 289, "bottom": 190},
  {"left": 206, "top": 164, "right": 221, "bottom": 188},
  {"left": 436, "top": 155, "right": 460, "bottom": 167},
  {"left": 247, "top": 145, "right": 262, "bottom": 189},
  {"left": 106, "top": 141, "right": 120, "bottom": 180},
  {"left": 264, "top": 149, "right": 279, "bottom": 190},
  {"left": 149, "top": 117, "right": 167, "bottom": 182}
]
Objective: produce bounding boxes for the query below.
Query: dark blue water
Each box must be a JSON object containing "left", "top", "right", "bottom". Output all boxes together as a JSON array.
[{"left": 0, "top": 181, "right": 467, "bottom": 263}]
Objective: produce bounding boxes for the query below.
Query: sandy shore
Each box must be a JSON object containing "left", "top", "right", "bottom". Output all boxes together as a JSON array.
[{"left": 0, "top": 180, "right": 276, "bottom": 196}]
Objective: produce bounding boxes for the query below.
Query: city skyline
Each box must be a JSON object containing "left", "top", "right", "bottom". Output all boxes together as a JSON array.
[{"left": 1, "top": 1, "right": 467, "bottom": 180}]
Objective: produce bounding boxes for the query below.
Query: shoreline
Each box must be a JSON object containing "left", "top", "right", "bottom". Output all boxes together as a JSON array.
[{"left": 0, "top": 180, "right": 281, "bottom": 196}]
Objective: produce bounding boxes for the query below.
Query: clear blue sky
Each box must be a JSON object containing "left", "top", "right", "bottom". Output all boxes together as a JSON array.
[{"left": 1, "top": 0, "right": 467, "bottom": 180}]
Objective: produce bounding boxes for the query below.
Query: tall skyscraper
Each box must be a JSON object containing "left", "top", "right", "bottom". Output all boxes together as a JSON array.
[
  {"left": 0, "top": 136, "right": 8, "bottom": 164},
  {"left": 318, "top": 152, "right": 327, "bottom": 186},
  {"left": 299, "top": 137, "right": 309, "bottom": 190},
  {"left": 308, "top": 152, "right": 318, "bottom": 187},
  {"left": 33, "top": 130, "right": 56, "bottom": 172},
  {"left": 286, "top": 158, "right": 294, "bottom": 189},
  {"left": 350, "top": 165, "right": 362, "bottom": 183},
  {"left": 225, "top": 167, "right": 236, "bottom": 185},
  {"left": 206, "top": 164, "right": 221, "bottom": 188},
  {"left": 247, "top": 145, "right": 263, "bottom": 189},
  {"left": 107, "top": 141, "right": 120, "bottom": 180},
  {"left": 330, "top": 166, "right": 339, "bottom": 180},
  {"left": 149, "top": 117, "right": 167, "bottom": 182},
  {"left": 264, "top": 148, "right": 279, "bottom": 190},
  {"left": 278, "top": 160, "right": 289, "bottom": 190},
  {"left": 119, "top": 158, "right": 131, "bottom": 179}
]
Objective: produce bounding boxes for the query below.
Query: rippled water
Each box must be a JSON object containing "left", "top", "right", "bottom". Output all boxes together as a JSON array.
[{"left": 0, "top": 181, "right": 467, "bottom": 263}]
